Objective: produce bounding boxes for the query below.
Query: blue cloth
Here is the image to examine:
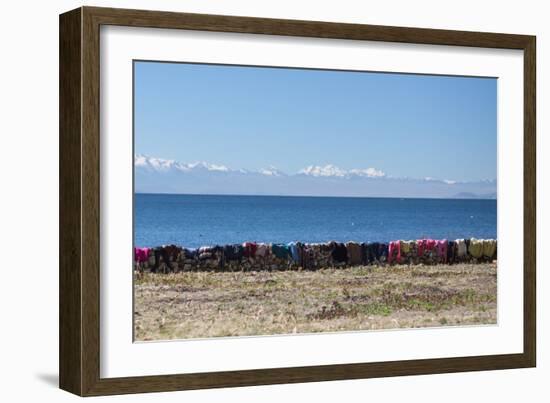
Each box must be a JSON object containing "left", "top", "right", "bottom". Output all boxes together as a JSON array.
[
  {"left": 272, "top": 243, "right": 291, "bottom": 259},
  {"left": 378, "top": 243, "right": 388, "bottom": 259},
  {"left": 288, "top": 242, "right": 301, "bottom": 263},
  {"left": 223, "top": 244, "right": 243, "bottom": 261},
  {"left": 331, "top": 243, "right": 348, "bottom": 263},
  {"left": 183, "top": 248, "right": 197, "bottom": 259}
]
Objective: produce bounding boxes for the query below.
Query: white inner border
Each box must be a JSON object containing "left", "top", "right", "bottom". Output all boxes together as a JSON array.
[{"left": 100, "top": 25, "right": 524, "bottom": 378}]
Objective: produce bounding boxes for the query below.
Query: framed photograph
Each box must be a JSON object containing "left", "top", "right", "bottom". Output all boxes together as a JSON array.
[{"left": 59, "top": 6, "right": 536, "bottom": 396}]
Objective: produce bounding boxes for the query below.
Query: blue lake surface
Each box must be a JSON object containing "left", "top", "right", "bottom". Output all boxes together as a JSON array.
[{"left": 134, "top": 194, "right": 497, "bottom": 248}]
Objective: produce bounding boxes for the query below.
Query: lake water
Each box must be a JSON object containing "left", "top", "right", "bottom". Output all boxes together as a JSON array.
[{"left": 134, "top": 194, "right": 497, "bottom": 248}]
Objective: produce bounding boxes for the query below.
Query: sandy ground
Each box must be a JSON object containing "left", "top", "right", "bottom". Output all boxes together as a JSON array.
[{"left": 134, "top": 263, "right": 496, "bottom": 341}]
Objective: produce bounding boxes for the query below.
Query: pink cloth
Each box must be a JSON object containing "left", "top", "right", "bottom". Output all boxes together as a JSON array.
[
  {"left": 436, "top": 240, "right": 448, "bottom": 263},
  {"left": 134, "top": 247, "right": 150, "bottom": 263},
  {"left": 388, "top": 241, "right": 401, "bottom": 264}
]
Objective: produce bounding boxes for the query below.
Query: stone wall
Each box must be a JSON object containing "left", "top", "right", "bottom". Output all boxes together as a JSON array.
[{"left": 134, "top": 239, "right": 497, "bottom": 273}]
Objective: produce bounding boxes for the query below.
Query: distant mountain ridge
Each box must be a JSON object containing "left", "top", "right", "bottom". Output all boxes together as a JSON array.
[
  {"left": 453, "top": 192, "right": 497, "bottom": 200},
  {"left": 135, "top": 155, "right": 497, "bottom": 199}
]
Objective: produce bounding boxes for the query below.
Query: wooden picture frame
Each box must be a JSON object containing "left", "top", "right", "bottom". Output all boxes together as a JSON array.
[{"left": 59, "top": 6, "right": 536, "bottom": 396}]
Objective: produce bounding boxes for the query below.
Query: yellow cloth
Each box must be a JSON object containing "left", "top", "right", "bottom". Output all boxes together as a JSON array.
[
  {"left": 482, "top": 239, "right": 497, "bottom": 259},
  {"left": 469, "top": 238, "right": 484, "bottom": 258},
  {"left": 400, "top": 240, "right": 411, "bottom": 254}
]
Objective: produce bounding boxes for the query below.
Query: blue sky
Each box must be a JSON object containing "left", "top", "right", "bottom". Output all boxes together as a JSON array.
[{"left": 134, "top": 61, "right": 496, "bottom": 182}]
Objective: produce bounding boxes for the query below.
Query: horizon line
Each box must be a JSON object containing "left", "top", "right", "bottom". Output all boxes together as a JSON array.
[{"left": 134, "top": 191, "right": 497, "bottom": 201}]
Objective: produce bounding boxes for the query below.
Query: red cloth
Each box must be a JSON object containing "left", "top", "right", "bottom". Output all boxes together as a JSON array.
[
  {"left": 388, "top": 241, "right": 401, "bottom": 264},
  {"left": 134, "top": 247, "right": 150, "bottom": 263},
  {"left": 417, "top": 239, "right": 426, "bottom": 257},
  {"left": 242, "top": 242, "right": 257, "bottom": 258},
  {"left": 436, "top": 240, "right": 448, "bottom": 263},
  {"left": 417, "top": 239, "right": 436, "bottom": 257}
]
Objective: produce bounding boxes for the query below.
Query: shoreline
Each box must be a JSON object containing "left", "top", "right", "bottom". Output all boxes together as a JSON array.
[{"left": 134, "top": 239, "right": 498, "bottom": 273}]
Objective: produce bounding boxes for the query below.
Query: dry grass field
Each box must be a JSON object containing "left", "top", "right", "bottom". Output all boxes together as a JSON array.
[{"left": 134, "top": 263, "right": 497, "bottom": 341}]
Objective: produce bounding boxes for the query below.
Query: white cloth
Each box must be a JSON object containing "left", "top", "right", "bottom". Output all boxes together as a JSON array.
[{"left": 456, "top": 239, "right": 467, "bottom": 257}]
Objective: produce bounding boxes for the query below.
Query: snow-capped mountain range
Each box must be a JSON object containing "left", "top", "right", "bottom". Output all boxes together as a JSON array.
[
  {"left": 135, "top": 155, "right": 497, "bottom": 199},
  {"left": 135, "top": 155, "right": 388, "bottom": 178}
]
